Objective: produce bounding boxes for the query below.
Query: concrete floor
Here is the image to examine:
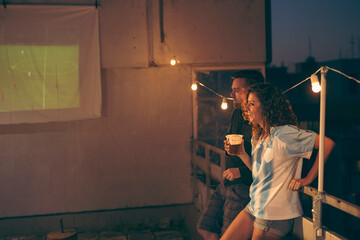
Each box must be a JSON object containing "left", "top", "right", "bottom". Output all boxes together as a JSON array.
[
  {"left": 0, "top": 204, "right": 203, "bottom": 240},
  {"left": 0, "top": 229, "right": 187, "bottom": 240}
]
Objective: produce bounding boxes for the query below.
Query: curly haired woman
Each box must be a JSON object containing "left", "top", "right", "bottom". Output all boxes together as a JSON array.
[{"left": 221, "top": 83, "right": 335, "bottom": 240}]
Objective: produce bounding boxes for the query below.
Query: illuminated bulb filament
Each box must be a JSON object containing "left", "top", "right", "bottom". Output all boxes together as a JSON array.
[
  {"left": 191, "top": 82, "right": 198, "bottom": 91},
  {"left": 221, "top": 98, "right": 228, "bottom": 110},
  {"left": 312, "top": 82, "right": 321, "bottom": 93},
  {"left": 170, "top": 56, "right": 179, "bottom": 66},
  {"left": 170, "top": 59, "right": 177, "bottom": 66}
]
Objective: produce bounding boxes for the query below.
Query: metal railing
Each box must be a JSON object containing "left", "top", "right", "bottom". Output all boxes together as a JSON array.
[{"left": 191, "top": 139, "right": 360, "bottom": 239}]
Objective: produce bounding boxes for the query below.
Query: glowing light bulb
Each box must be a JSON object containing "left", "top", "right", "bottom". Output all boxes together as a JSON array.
[
  {"left": 312, "top": 82, "right": 321, "bottom": 93},
  {"left": 221, "top": 98, "right": 228, "bottom": 110},
  {"left": 191, "top": 82, "right": 198, "bottom": 91},
  {"left": 170, "top": 56, "right": 179, "bottom": 66},
  {"left": 311, "top": 74, "right": 321, "bottom": 93}
]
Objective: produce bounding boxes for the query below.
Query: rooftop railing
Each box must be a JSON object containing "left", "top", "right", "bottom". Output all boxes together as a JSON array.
[{"left": 191, "top": 139, "right": 360, "bottom": 239}]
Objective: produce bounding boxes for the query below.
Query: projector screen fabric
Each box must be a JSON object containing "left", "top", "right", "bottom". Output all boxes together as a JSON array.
[{"left": 0, "top": 5, "right": 101, "bottom": 124}]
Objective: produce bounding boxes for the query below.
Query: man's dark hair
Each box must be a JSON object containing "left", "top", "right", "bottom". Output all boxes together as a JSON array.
[{"left": 232, "top": 69, "right": 265, "bottom": 87}]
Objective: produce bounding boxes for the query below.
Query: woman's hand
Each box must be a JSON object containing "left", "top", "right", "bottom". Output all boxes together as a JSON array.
[
  {"left": 289, "top": 178, "right": 311, "bottom": 191},
  {"left": 224, "top": 139, "right": 245, "bottom": 156},
  {"left": 290, "top": 135, "right": 335, "bottom": 192},
  {"left": 224, "top": 139, "right": 252, "bottom": 171},
  {"left": 224, "top": 139, "right": 231, "bottom": 154}
]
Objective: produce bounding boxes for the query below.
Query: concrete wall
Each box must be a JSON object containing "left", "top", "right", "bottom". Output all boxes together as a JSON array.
[
  {"left": 0, "top": 0, "right": 269, "bottom": 233},
  {"left": 0, "top": 67, "right": 193, "bottom": 218},
  {"left": 100, "top": 0, "right": 268, "bottom": 67}
]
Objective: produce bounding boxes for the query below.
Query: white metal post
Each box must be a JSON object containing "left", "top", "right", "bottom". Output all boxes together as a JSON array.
[
  {"left": 318, "top": 66, "right": 327, "bottom": 193},
  {"left": 313, "top": 66, "right": 328, "bottom": 238}
]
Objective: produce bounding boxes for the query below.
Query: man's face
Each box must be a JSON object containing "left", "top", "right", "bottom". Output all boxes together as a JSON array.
[{"left": 230, "top": 78, "right": 247, "bottom": 108}]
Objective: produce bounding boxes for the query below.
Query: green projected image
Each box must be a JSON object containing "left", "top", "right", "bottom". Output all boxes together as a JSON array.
[{"left": 0, "top": 45, "right": 79, "bottom": 112}]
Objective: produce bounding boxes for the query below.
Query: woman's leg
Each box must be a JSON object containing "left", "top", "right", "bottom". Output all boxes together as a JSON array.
[
  {"left": 251, "top": 217, "right": 294, "bottom": 239},
  {"left": 251, "top": 227, "right": 282, "bottom": 240},
  {"left": 220, "top": 209, "right": 254, "bottom": 240}
]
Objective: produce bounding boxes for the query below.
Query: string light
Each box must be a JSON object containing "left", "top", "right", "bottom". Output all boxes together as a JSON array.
[
  {"left": 191, "top": 80, "right": 232, "bottom": 110},
  {"left": 170, "top": 56, "right": 179, "bottom": 66},
  {"left": 191, "top": 81, "right": 198, "bottom": 91},
  {"left": 283, "top": 66, "right": 359, "bottom": 93},
  {"left": 191, "top": 66, "right": 360, "bottom": 110},
  {"left": 221, "top": 98, "right": 228, "bottom": 110},
  {"left": 311, "top": 74, "right": 321, "bottom": 93}
]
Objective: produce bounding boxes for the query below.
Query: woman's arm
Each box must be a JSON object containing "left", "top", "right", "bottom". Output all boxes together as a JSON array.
[{"left": 289, "top": 134, "right": 335, "bottom": 191}]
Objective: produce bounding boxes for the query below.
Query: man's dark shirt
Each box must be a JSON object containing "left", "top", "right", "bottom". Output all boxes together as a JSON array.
[{"left": 224, "top": 108, "right": 253, "bottom": 186}]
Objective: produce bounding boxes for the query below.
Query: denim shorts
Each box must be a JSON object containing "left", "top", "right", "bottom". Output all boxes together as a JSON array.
[
  {"left": 197, "top": 183, "right": 250, "bottom": 236},
  {"left": 244, "top": 205, "right": 294, "bottom": 237}
]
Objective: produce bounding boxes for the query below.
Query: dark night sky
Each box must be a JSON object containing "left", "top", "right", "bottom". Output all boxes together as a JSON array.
[{"left": 271, "top": 0, "right": 360, "bottom": 72}]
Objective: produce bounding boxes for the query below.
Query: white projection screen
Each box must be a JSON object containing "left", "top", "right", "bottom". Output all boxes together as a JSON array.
[{"left": 0, "top": 5, "right": 101, "bottom": 124}]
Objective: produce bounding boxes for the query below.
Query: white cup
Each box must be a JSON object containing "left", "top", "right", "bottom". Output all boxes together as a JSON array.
[{"left": 226, "top": 134, "right": 243, "bottom": 154}]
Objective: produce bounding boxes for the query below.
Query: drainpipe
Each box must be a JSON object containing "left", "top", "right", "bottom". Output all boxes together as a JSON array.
[{"left": 146, "top": 0, "right": 156, "bottom": 67}]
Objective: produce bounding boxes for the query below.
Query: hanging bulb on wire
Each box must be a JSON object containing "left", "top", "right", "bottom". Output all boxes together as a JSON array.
[
  {"left": 170, "top": 56, "right": 179, "bottom": 66},
  {"left": 221, "top": 98, "right": 228, "bottom": 110},
  {"left": 191, "top": 81, "right": 198, "bottom": 91},
  {"left": 311, "top": 74, "right": 321, "bottom": 93}
]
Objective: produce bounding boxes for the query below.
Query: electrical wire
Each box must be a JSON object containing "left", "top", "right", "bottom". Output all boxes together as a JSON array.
[
  {"left": 282, "top": 67, "right": 322, "bottom": 93},
  {"left": 196, "top": 80, "right": 234, "bottom": 100},
  {"left": 282, "top": 66, "right": 360, "bottom": 93},
  {"left": 282, "top": 77, "right": 311, "bottom": 94},
  {"left": 195, "top": 66, "right": 360, "bottom": 101},
  {"left": 328, "top": 67, "right": 360, "bottom": 84}
]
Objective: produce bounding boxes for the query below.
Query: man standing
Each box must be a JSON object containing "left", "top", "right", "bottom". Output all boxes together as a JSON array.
[{"left": 197, "top": 70, "right": 264, "bottom": 240}]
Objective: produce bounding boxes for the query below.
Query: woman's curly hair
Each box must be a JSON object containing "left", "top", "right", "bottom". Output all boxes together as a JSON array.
[{"left": 243, "top": 83, "right": 298, "bottom": 141}]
